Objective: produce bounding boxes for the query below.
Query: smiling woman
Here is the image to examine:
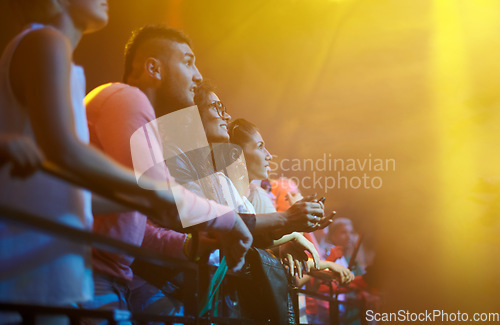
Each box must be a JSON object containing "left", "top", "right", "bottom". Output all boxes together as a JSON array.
[{"left": 194, "top": 81, "right": 232, "bottom": 143}]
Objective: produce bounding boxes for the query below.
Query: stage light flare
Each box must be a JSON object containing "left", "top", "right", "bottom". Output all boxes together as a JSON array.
[{"left": 431, "top": 0, "right": 500, "bottom": 305}]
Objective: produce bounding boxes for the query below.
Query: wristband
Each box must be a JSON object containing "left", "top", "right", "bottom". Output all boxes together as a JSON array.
[{"left": 183, "top": 233, "right": 200, "bottom": 262}]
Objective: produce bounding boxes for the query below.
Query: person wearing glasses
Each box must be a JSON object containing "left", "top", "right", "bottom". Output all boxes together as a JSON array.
[
  {"left": 165, "top": 81, "right": 329, "bottom": 247},
  {"left": 0, "top": 3, "right": 223, "bottom": 324},
  {"left": 81, "top": 25, "right": 252, "bottom": 320},
  {"left": 169, "top": 83, "right": 350, "bottom": 323},
  {"left": 155, "top": 81, "right": 325, "bottom": 323}
]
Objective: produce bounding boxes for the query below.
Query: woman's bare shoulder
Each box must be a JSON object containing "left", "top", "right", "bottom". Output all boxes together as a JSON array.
[{"left": 13, "top": 26, "right": 71, "bottom": 64}]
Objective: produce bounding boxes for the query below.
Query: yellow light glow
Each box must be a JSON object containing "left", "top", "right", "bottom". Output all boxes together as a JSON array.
[{"left": 432, "top": 0, "right": 500, "bottom": 307}]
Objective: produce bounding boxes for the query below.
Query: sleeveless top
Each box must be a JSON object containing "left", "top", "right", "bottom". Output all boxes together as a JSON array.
[
  {"left": 0, "top": 24, "right": 93, "bottom": 305},
  {"left": 247, "top": 183, "right": 276, "bottom": 214}
]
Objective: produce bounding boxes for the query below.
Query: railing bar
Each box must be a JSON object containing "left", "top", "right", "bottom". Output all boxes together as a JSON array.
[
  {"left": 0, "top": 302, "right": 205, "bottom": 324},
  {"left": 295, "top": 288, "right": 338, "bottom": 302},
  {"left": 199, "top": 316, "right": 259, "bottom": 324},
  {"left": 0, "top": 303, "right": 123, "bottom": 318},
  {"left": 131, "top": 312, "right": 197, "bottom": 323},
  {"left": 0, "top": 205, "right": 196, "bottom": 271},
  {"left": 41, "top": 161, "right": 160, "bottom": 219}
]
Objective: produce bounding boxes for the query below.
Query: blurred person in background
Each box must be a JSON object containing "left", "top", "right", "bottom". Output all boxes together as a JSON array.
[{"left": 307, "top": 218, "right": 380, "bottom": 325}]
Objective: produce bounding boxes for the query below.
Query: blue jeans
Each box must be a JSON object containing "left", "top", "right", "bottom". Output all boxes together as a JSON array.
[
  {"left": 79, "top": 273, "right": 132, "bottom": 325},
  {"left": 129, "top": 275, "right": 182, "bottom": 316}
]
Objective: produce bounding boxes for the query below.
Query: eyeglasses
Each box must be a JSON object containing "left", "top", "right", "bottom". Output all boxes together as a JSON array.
[{"left": 208, "top": 101, "right": 227, "bottom": 119}]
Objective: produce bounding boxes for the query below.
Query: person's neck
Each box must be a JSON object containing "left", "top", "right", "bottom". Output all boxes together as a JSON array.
[
  {"left": 153, "top": 102, "right": 180, "bottom": 118},
  {"left": 128, "top": 83, "right": 180, "bottom": 118},
  {"left": 50, "top": 14, "right": 83, "bottom": 51}
]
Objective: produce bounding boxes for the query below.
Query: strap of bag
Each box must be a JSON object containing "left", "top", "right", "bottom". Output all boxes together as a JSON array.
[{"left": 199, "top": 257, "right": 228, "bottom": 317}]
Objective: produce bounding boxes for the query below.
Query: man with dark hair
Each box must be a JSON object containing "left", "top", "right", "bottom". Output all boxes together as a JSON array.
[
  {"left": 122, "top": 25, "right": 200, "bottom": 117},
  {"left": 82, "top": 25, "right": 252, "bottom": 320},
  {"left": 122, "top": 25, "right": 192, "bottom": 82}
]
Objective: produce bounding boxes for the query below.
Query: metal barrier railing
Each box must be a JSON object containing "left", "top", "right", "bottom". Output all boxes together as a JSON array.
[
  {"left": 296, "top": 285, "right": 339, "bottom": 325},
  {"left": 0, "top": 201, "right": 354, "bottom": 325},
  {"left": 0, "top": 159, "right": 259, "bottom": 324},
  {"left": 296, "top": 280, "right": 371, "bottom": 325},
  {"left": 0, "top": 204, "right": 262, "bottom": 324},
  {"left": 0, "top": 162, "right": 349, "bottom": 324}
]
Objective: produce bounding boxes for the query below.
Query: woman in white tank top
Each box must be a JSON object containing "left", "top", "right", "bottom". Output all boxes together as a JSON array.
[
  {"left": 0, "top": 1, "right": 180, "bottom": 321},
  {"left": 0, "top": 22, "right": 94, "bottom": 307}
]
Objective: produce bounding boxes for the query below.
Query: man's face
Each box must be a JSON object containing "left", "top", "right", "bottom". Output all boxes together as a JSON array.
[{"left": 157, "top": 40, "right": 202, "bottom": 111}]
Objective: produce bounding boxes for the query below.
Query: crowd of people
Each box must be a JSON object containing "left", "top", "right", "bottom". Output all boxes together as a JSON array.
[{"left": 0, "top": 1, "right": 378, "bottom": 324}]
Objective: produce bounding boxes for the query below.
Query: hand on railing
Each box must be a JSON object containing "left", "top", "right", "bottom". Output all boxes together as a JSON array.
[
  {"left": 307, "top": 260, "right": 355, "bottom": 284},
  {"left": 34, "top": 149, "right": 254, "bottom": 272},
  {"left": 218, "top": 214, "right": 253, "bottom": 272},
  {"left": 280, "top": 232, "right": 321, "bottom": 278},
  {"left": 0, "top": 135, "right": 44, "bottom": 177}
]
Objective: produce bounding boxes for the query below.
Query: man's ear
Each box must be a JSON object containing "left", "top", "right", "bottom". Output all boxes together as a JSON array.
[{"left": 144, "top": 57, "right": 162, "bottom": 80}]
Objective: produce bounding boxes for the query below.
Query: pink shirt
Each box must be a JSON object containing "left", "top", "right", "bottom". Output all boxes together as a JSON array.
[{"left": 86, "top": 82, "right": 236, "bottom": 281}]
